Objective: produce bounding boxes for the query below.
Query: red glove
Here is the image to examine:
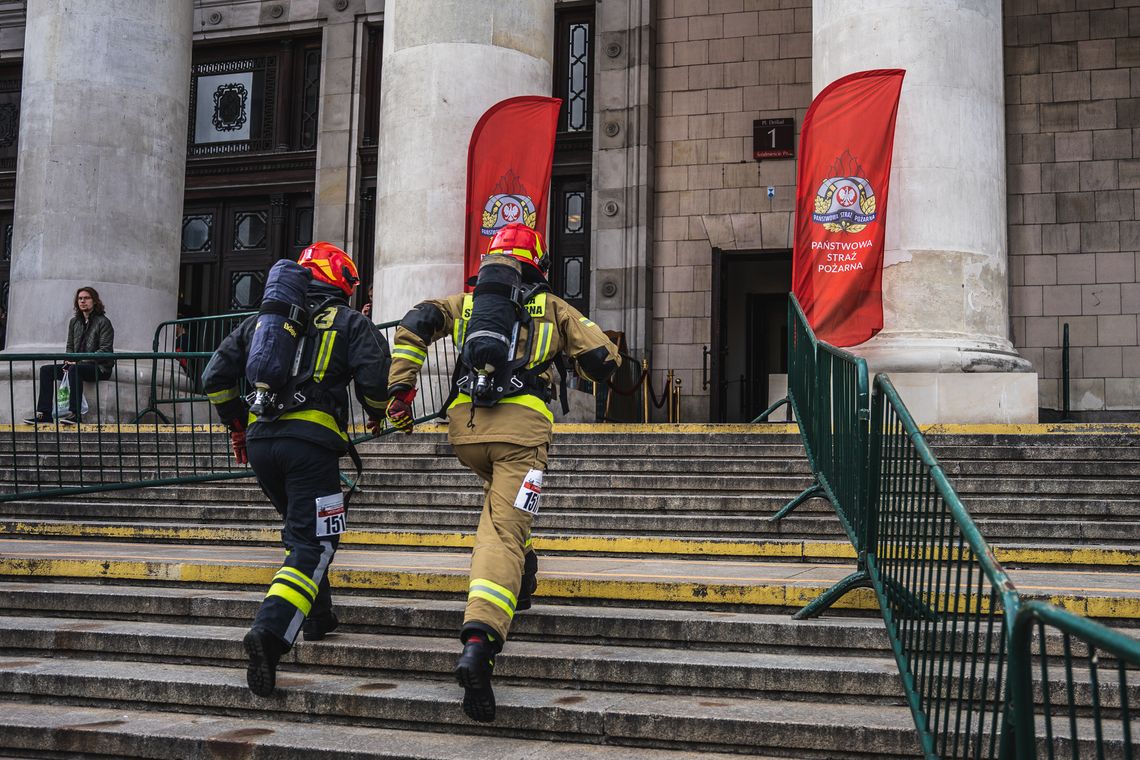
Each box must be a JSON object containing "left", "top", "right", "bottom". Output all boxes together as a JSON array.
[
  {"left": 229, "top": 418, "right": 248, "bottom": 465},
  {"left": 386, "top": 387, "right": 417, "bottom": 434},
  {"left": 366, "top": 417, "right": 383, "bottom": 437}
]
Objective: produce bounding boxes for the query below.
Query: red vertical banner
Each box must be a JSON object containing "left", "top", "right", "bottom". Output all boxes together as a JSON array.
[
  {"left": 464, "top": 96, "right": 562, "bottom": 283},
  {"left": 792, "top": 69, "right": 905, "bottom": 346}
]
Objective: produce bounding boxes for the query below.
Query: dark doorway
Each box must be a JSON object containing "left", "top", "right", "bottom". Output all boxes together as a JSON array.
[{"left": 711, "top": 249, "right": 791, "bottom": 422}]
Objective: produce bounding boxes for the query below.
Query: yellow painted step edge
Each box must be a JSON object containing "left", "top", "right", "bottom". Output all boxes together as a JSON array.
[
  {"left": 0, "top": 556, "right": 1136, "bottom": 620},
  {"left": 2, "top": 521, "right": 1136, "bottom": 567}
]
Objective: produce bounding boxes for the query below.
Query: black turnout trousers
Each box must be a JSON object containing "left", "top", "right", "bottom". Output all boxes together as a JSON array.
[{"left": 246, "top": 436, "right": 344, "bottom": 648}]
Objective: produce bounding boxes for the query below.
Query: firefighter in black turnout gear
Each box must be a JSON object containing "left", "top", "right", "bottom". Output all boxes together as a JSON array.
[
  {"left": 387, "top": 223, "right": 620, "bottom": 722},
  {"left": 202, "top": 242, "right": 390, "bottom": 697}
]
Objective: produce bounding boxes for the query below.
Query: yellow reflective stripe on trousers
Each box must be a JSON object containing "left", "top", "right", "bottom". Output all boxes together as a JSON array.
[
  {"left": 447, "top": 392, "right": 554, "bottom": 422},
  {"left": 207, "top": 386, "right": 240, "bottom": 404},
  {"left": 266, "top": 582, "right": 313, "bottom": 615},
  {"left": 274, "top": 566, "right": 318, "bottom": 598},
  {"left": 272, "top": 408, "right": 349, "bottom": 441},
  {"left": 392, "top": 344, "right": 427, "bottom": 366},
  {"left": 468, "top": 578, "right": 517, "bottom": 619},
  {"left": 313, "top": 331, "right": 337, "bottom": 382}
]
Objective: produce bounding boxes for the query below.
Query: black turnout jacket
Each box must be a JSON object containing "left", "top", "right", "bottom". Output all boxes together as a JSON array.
[{"left": 202, "top": 286, "right": 390, "bottom": 453}]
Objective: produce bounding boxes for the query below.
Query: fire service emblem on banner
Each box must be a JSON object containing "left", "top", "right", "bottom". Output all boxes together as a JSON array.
[
  {"left": 480, "top": 169, "right": 538, "bottom": 237},
  {"left": 811, "top": 150, "right": 877, "bottom": 234}
]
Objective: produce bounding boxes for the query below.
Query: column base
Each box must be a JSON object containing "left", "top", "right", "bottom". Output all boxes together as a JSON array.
[
  {"left": 852, "top": 334, "right": 1033, "bottom": 375},
  {"left": 879, "top": 372, "right": 1039, "bottom": 425},
  {"left": 767, "top": 372, "right": 1039, "bottom": 425}
]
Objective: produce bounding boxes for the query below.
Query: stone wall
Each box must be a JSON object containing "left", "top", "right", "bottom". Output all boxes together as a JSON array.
[
  {"left": 1005, "top": 0, "right": 1140, "bottom": 413},
  {"left": 653, "top": 0, "right": 811, "bottom": 421}
]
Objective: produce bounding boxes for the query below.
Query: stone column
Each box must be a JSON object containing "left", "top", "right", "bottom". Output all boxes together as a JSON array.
[
  {"left": 6, "top": 0, "right": 192, "bottom": 353},
  {"left": 312, "top": 0, "right": 363, "bottom": 252},
  {"left": 813, "top": 0, "right": 1036, "bottom": 422},
  {"left": 592, "top": 0, "right": 654, "bottom": 356},
  {"left": 373, "top": 0, "right": 555, "bottom": 322}
]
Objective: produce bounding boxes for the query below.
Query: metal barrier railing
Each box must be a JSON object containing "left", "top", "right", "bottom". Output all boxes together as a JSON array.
[
  {"left": 0, "top": 313, "right": 457, "bottom": 501},
  {"left": 134, "top": 312, "right": 254, "bottom": 423},
  {"left": 131, "top": 313, "right": 457, "bottom": 426},
  {"left": 1010, "top": 601, "right": 1138, "bottom": 760},
  {"left": 769, "top": 295, "right": 874, "bottom": 618},
  {"left": 776, "top": 293, "right": 1140, "bottom": 759},
  {"left": 873, "top": 374, "right": 1020, "bottom": 759}
]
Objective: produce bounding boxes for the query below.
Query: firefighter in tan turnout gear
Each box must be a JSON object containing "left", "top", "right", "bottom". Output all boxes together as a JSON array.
[{"left": 386, "top": 222, "right": 620, "bottom": 723}]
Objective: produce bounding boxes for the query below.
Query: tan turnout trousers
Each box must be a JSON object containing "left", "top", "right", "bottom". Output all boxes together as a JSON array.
[{"left": 451, "top": 440, "right": 549, "bottom": 641}]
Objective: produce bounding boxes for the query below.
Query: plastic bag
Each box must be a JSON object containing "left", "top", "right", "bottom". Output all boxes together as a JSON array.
[{"left": 55, "top": 368, "right": 90, "bottom": 418}]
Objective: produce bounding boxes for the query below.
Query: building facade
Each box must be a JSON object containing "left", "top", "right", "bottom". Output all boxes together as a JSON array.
[{"left": 0, "top": 0, "right": 1136, "bottom": 423}]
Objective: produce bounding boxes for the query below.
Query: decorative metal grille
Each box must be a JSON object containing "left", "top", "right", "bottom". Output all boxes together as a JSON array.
[
  {"left": 564, "top": 191, "right": 585, "bottom": 234},
  {"left": 232, "top": 211, "right": 268, "bottom": 251},
  {"left": 211, "top": 83, "right": 249, "bottom": 132},
  {"left": 567, "top": 23, "right": 590, "bottom": 132},
  {"left": 181, "top": 214, "right": 213, "bottom": 254},
  {"left": 293, "top": 207, "right": 314, "bottom": 246},
  {"left": 561, "top": 256, "right": 583, "bottom": 300},
  {"left": 0, "top": 73, "right": 20, "bottom": 170},
  {"left": 187, "top": 56, "right": 277, "bottom": 156},
  {"left": 300, "top": 49, "right": 321, "bottom": 150},
  {"left": 0, "top": 103, "right": 16, "bottom": 148},
  {"left": 231, "top": 270, "right": 266, "bottom": 309}
]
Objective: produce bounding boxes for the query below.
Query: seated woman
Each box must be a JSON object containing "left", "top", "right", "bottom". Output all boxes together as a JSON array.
[{"left": 25, "top": 286, "right": 115, "bottom": 425}]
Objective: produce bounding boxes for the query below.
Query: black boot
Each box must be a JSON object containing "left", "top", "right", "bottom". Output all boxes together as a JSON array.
[
  {"left": 454, "top": 625, "right": 501, "bottom": 723},
  {"left": 302, "top": 612, "right": 339, "bottom": 641},
  {"left": 243, "top": 627, "right": 285, "bottom": 697},
  {"left": 516, "top": 550, "right": 538, "bottom": 611}
]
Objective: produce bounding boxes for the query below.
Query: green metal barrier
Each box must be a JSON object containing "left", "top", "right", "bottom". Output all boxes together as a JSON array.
[
  {"left": 134, "top": 312, "right": 254, "bottom": 423},
  {"left": 0, "top": 314, "right": 458, "bottom": 501},
  {"left": 1009, "top": 601, "right": 1138, "bottom": 760},
  {"left": 779, "top": 293, "right": 1140, "bottom": 759},
  {"left": 771, "top": 295, "right": 874, "bottom": 619},
  {"left": 872, "top": 374, "right": 1021, "bottom": 759}
]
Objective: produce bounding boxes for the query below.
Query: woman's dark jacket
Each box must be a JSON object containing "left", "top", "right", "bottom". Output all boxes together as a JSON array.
[{"left": 67, "top": 312, "right": 115, "bottom": 379}]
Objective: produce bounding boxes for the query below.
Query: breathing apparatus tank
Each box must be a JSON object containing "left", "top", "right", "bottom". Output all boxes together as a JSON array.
[
  {"left": 245, "top": 259, "right": 313, "bottom": 416},
  {"left": 460, "top": 254, "right": 524, "bottom": 406}
]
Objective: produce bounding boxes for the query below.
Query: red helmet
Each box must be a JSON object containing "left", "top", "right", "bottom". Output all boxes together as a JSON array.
[
  {"left": 298, "top": 241, "right": 359, "bottom": 296},
  {"left": 487, "top": 223, "right": 549, "bottom": 276}
]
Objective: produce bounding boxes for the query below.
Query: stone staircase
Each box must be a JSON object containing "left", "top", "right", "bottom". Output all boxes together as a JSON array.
[{"left": 0, "top": 424, "right": 1136, "bottom": 758}]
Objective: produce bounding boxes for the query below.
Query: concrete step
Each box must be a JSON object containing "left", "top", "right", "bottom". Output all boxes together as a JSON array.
[
  {"left": 3, "top": 521, "right": 1136, "bottom": 568},
  {"left": 9, "top": 451, "right": 1140, "bottom": 479},
  {"left": 0, "top": 701, "right": 775, "bottom": 760},
  {"left": 8, "top": 465, "right": 1140, "bottom": 498},
  {"left": 0, "top": 656, "right": 927, "bottom": 758},
  {"left": 0, "top": 539, "right": 1136, "bottom": 621},
  {"left": 0, "top": 582, "right": 895, "bottom": 654},
  {"left": 3, "top": 501, "right": 1138, "bottom": 547},
  {"left": 44, "top": 486, "right": 1140, "bottom": 521},
  {"left": 0, "top": 616, "right": 909, "bottom": 702},
  {"left": 2, "top": 453, "right": 819, "bottom": 476}
]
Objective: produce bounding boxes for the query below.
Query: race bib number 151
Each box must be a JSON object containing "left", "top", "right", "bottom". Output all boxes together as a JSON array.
[
  {"left": 512, "top": 469, "right": 543, "bottom": 515},
  {"left": 315, "top": 492, "right": 346, "bottom": 537}
]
